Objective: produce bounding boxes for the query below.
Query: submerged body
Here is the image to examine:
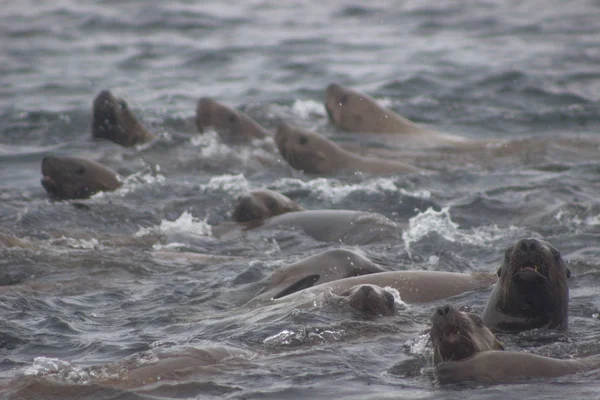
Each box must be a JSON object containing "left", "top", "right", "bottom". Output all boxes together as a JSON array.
[
  {"left": 252, "top": 249, "right": 388, "bottom": 303},
  {"left": 264, "top": 270, "right": 496, "bottom": 305}
]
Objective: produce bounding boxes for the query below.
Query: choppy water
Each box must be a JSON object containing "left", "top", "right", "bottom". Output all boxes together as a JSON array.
[{"left": 2, "top": 0, "right": 600, "bottom": 398}]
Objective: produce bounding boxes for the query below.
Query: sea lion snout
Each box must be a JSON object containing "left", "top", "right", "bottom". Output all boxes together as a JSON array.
[
  {"left": 437, "top": 305, "right": 451, "bottom": 317},
  {"left": 232, "top": 193, "right": 262, "bottom": 222},
  {"left": 195, "top": 97, "right": 214, "bottom": 133}
]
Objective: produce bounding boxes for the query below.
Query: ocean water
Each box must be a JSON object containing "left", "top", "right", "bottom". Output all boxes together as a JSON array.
[{"left": 1, "top": 0, "right": 600, "bottom": 399}]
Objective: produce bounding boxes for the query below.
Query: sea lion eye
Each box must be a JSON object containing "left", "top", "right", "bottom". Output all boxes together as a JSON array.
[
  {"left": 298, "top": 135, "right": 308, "bottom": 145},
  {"left": 75, "top": 166, "right": 85, "bottom": 175},
  {"left": 119, "top": 100, "right": 128, "bottom": 111},
  {"left": 340, "top": 95, "right": 348, "bottom": 105},
  {"left": 228, "top": 114, "right": 237, "bottom": 124}
]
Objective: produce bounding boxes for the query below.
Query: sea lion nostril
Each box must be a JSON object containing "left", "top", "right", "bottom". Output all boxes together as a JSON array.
[
  {"left": 443, "top": 305, "right": 450, "bottom": 315},
  {"left": 529, "top": 241, "right": 537, "bottom": 252},
  {"left": 520, "top": 241, "right": 528, "bottom": 252}
]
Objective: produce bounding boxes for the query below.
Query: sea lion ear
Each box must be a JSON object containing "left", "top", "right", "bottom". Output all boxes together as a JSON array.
[
  {"left": 496, "top": 266, "right": 502, "bottom": 277},
  {"left": 566, "top": 268, "right": 571, "bottom": 279}
]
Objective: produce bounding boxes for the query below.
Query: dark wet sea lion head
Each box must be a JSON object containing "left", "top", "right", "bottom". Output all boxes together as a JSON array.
[
  {"left": 275, "top": 123, "right": 343, "bottom": 174},
  {"left": 341, "top": 284, "right": 397, "bottom": 316},
  {"left": 195, "top": 97, "right": 268, "bottom": 144},
  {"left": 495, "top": 238, "right": 570, "bottom": 330},
  {"left": 231, "top": 189, "right": 304, "bottom": 222},
  {"left": 91, "top": 90, "right": 152, "bottom": 147},
  {"left": 324, "top": 83, "right": 375, "bottom": 132},
  {"left": 41, "top": 156, "right": 122, "bottom": 200},
  {"left": 430, "top": 305, "right": 503, "bottom": 364}
]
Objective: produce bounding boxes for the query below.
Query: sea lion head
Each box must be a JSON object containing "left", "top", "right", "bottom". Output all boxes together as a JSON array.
[
  {"left": 195, "top": 98, "right": 268, "bottom": 145},
  {"left": 231, "top": 189, "right": 304, "bottom": 222},
  {"left": 275, "top": 123, "right": 344, "bottom": 174},
  {"left": 41, "top": 156, "right": 122, "bottom": 200},
  {"left": 494, "top": 238, "right": 570, "bottom": 331},
  {"left": 341, "top": 284, "right": 397, "bottom": 316},
  {"left": 325, "top": 83, "right": 382, "bottom": 133},
  {"left": 430, "top": 305, "right": 503, "bottom": 364},
  {"left": 91, "top": 90, "right": 150, "bottom": 147}
]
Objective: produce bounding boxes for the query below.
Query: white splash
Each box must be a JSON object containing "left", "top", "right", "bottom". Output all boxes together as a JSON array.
[
  {"left": 24, "top": 357, "right": 89, "bottom": 383},
  {"left": 402, "top": 207, "right": 523, "bottom": 254},
  {"left": 291, "top": 99, "right": 327, "bottom": 118},
  {"left": 52, "top": 236, "right": 101, "bottom": 250},
  {"left": 136, "top": 211, "right": 212, "bottom": 238},
  {"left": 204, "top": 173, "right": 250, "bottom": 194},
  {"left": 270, "top": 177, "right": 428, "bottom": 203},
  {"left": 405, "top": 332, "right": 432, "bottom": 357},
  {"left": 382, "top": 286, "right": 408, "bottom": 309}
]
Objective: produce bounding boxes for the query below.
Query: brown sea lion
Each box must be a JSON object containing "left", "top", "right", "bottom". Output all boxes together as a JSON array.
[
  {"left": 432, "top": 305, "right": 600, "bottom": 384},
  {"left": 195, "top": 97, "right": 271, "bottom": 145},
  {"left": 231, "top": 189, "right": 304, "bottom": 222},
  {"left": 214, "top": 209, "right": 404, "bottom": 245},
  {"left": 341, "top": 284, "right": 397, "bottom": 316},
  {"left": 260, "top": 270, "right": 497, "bottom": 306},
  {"left": 325, "top": 84, "right": 477, "bottom": 148},
  {"left": 252, "top": 249, "right": 388, "bottom": 303},
  {"left": 482, "top": 238, "right": 570, "bottom": 332},
  {"left": 41, "top": 156, "right": 122, "bottom": 200},
  {"left": 430, "top": 304, "right": 504, "bottom": 365},
  {"left": 275, "top": 123, "right": 425, "bottom": 175},
  {"left": 255, "top": 209, "right": 404, "bottom": 245},
  {"left": 91, "top": 90, "right": 154, "bottom": 147}
]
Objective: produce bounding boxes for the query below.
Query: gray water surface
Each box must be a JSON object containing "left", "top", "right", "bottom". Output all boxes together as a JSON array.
[{"left": 1, "top": 0, "right": 600, "bottom": 399}]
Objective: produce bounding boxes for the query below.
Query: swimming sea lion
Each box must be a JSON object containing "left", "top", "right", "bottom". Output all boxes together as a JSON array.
[
  {"left": 325, "top": 84, "right": 475, "bottom": 148},
  {"left": 430, "top": 304, "right": 504, "bottom": 365},
  {"left": 41, "top": 156, "right": 122, "bottom": 200},
  {"left": 341, "top": 284, "right": 397, "bottom": 316},
  {"left": 196, "top": 97, "right": 271, "bottom": 145},
  {"left": 256, "top": 209, "right": 404, "bottom": 245},
  {"left": 262, "top": 270, "right": 497, "bottom": 306},
  {"left": 482, "top": 238, "right": 570, "bottom": 332},
  {"left": 252, "top": 249, "right": 388, "bottom": 303},
  {"left": 214, "top": 209, "right": 404, "bottom": 245},
  {"left": 231, "top": 189, "right": 305, "bottom": 222},
  {"left": 431, "top": 305, "right": 600, "bottom": 383},
  {"left": 91, "top": 90, "right": 154, "bottom": 147},
  {"left": 275, "top": 123, "right": 425, "bottom": 175}
]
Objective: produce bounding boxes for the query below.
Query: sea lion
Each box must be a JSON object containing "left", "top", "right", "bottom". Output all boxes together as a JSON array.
[
  {"left": 324, "top": 84, "right": 475, "bottom": 148},
  {"left": 482, "top": 238, "right": 570, "bottom": 332},
  {"left": 41, "top": 156, "right": 122, "bottom": 200},
  {"left": 430, "top": 304, "right": 504, "bottom": 365},
  {"left": 252, "top": 249, "right": 388, "bottom": 303},
  {"left": 340, "top": 284, "right": 397, "bottom": 316},
  {"left": 91, "top": 90, "right": 154, "bottom": 147},
  {"left": 431, "top": 305, "right": 600, "bottom": 383},
  {"left": 214, "top": 209, "right": 404, "bottom": 245},
  {"left": 275, "top": 123, "right": 425, "bottom": 175},
  {"left": 195, "top": 97, "right": 271, "bottom": 145},
  {"left": 231, "top": 189, "right": 304, "bottom": 222},
  {"left": 257, "top": 270, "right": 497, "bottom": 306},
  {"left": 256, "top": 209, "right": 404, "bottom": 245}
]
